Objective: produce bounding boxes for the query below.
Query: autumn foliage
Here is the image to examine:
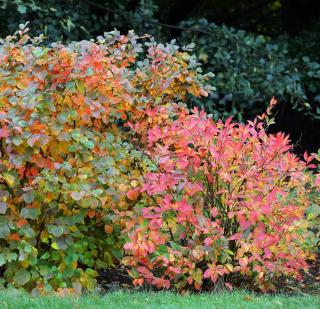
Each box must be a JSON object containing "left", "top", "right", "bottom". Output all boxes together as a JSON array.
[
  {"left": 123, "top": 102, "right": 318, "bottom": 291},
  {"left": 0, "top": 25, "right": 318, "bottom": 293}
]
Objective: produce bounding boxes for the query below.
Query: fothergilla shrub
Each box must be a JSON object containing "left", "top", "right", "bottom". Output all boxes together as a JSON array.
[
  {"left": 122, "top": 100, "right": 318, "bottom": 292},
  {"left": 0, "top": 24, "right": 210, "bottom": 293}
]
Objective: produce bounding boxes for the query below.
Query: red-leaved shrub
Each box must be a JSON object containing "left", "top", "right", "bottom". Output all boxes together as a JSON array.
[{"left": 123, "top": 101, "right": 317, "bottom": 291}]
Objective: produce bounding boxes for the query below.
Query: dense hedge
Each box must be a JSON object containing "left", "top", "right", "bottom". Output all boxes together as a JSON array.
[{"left": 0, "top": 26, "right": 319, "bottom": 294}]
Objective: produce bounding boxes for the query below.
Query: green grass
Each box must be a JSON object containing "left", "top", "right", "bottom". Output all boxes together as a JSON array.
[{"left": 0, "top": 289, "right": 319, "bottom": 309}]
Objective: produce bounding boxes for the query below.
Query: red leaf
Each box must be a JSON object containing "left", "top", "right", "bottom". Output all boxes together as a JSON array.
[{"left": 0, "top": 127, "right": 9, "bottom": 138}]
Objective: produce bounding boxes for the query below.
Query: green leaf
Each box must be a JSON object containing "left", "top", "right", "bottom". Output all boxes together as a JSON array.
[
  {"left": 0, "top": 224, "right": 10, "bottom": 239},
  {"left": 24, "top": 244, "right": 32, "bottom": 253},
  {"left": 13, "top": 269, "right": 30, "bottom": 286},
  {"left": 0, "top": 254, "right": 5, "bottom": 266},
  {"left": 48, "top": 225, "right": 64, "bottom": 237},
  {"left": 75, "top": 80, "right": 85, "bottom": 93},
  {"left": 0, "top": 201, "right": 7, "bottom": 214},
  {"left": 18, "top": 120, "right": 28, "bottom": 127},
  {"left": 82, "top": 140, "right": 94, "bottom": 149},
  {"left": 12, "top": 137, "right": 22, "bottom": 146},
  {"left": 22, "top": 191, "right": 35, "bottom": 204},
  {"left": 17, "top": 5, "right": 27, "bottom": 14},
  {"left": 40, "top": 252, "right": 50, "bottom": 260},
  {"left": 51, "top": 251, "right": 60, "bottom": 260},
  {"left": 85, "top": 268, "right": 98, "bottom": 277},
  {"left": 111, "top": 248, "right": 123, "bottom": 260},
  {"left": 20, "top": 208, "right": 40, "bottom": 219},
  {"left": 32, "top": 48, "right": 46, "bottom": 58},
  {"left": 20, "top": 226, "right": 36, "bottom": 238},
  {"left": 92, "top": 189, "right": 103, "bottom": 197},
  {"left": 243, "top": 229, "right": 251, "bottom": 239}
]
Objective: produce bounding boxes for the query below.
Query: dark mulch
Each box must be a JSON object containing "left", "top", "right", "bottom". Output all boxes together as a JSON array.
[
  {"left": 97, "top": 256, "right": 320, "bottom": 294},
  {"left": 279, "top": 257, "right": 320, "bottom": 295},
  {"left": 97, "top": 266, "right": 133, "bottom": 291}
]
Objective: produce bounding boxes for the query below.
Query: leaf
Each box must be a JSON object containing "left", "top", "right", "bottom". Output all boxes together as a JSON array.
[
  {"left": 71, "top": 191, "right": 83, "bottom": 201},
  {"left": 17, "top": 218, "right": 28, "bottom": 228},
  {"left": 17, "top": 5, "right": 27, "bottom": 14},
  {"left": 242, "top": 228, "right": 251, "bottom": 239},
  {"left": 51, "top": 242, "right": 59, "bottom": 250},
  {"left": 40, "top": 252, "right": 50, "bottom": 260},
  {"left": 126, "top": 189, "right": 139, "bottom": 201},
  {"left": 52, "top": 238, "right": 68, "bottom": 250},
  {"left": 22, "top": 191, "right": 35, "bottom": 204},
  {"left": 82, "top": 140, "right": 95, "bottom": 149},
  {"left": 0, "top": 224, "right": 10, "bottom": 239},
  {"left": 2, "top": 173, "right": 15, "bottom": 187},
  {"left": 75, "top": 79, "right": 85, "bottom": 93},
  {"left": 92, "top": 189, "right": 103, "bottom": 197},
  {"left": 0, "top": 127, "right": 10, "bottom": 138},
  {"left": 9, "top": 233, "right": 20, "bottom": 241},
  {"left": 239, "top": 257, "right": 248, "bottom": 268},
  {"left": 27, "top": 135, "right": 40, "bottom": 147},
  {"left": 87, "top": 210, "right": 96, "bottom": 218},
  {"left": 0, "top": 201, "right": 7, "bottom": 214},
  {"left": 48, "top": 225, "right": 64, "bottom": 237},
  {"left": 13, "top": 269, "right": 30, "bottom": 286},
  {"left": 0, "top": 254, "right": 5, "bottom": 266},
  {"left": 104, "top": 225, "right": 113, "bottom": 234},
  {"left": 20, "top": 208, "right": 40, "bottom": 219},
  {"left": 111, "top": 248, "right": 123, "bottom": 260}
]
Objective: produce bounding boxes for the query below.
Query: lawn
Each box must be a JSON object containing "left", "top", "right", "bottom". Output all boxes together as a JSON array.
[{"left": 0, "top": 289, "right": 319, "bottom": 309}]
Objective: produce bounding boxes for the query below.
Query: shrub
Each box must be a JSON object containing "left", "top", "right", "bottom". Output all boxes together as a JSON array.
[
  {"left": 122, "top": 99, "right": 318, "bottom": 291},
  {"left": 0, "top": 24, "right": 210, "bottom": 293},
  {"left": 0, "top": 25, "right": 318, "bottom": 294}
]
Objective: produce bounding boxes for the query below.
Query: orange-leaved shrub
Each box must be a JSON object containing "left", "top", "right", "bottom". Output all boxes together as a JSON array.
[
  {"left": 122, "top": 99, "right": 318, "bottom": 291},
  {"left": 0, "top": 24, "right": 211, "bottom": 293}
]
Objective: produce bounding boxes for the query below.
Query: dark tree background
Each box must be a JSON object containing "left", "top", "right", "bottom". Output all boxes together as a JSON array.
[
  {"left": 1, "top": 1, "right": 319, "bottom": 43},
  {"left": 1, "top": 0, "right": 320, "bottom": 155}
]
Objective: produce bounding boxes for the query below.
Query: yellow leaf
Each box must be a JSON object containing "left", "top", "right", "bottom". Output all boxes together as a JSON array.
[
  {"left": 21, "top": 260, "right": 30, "bottom": 268},
  {"left": 130, "top": 180, "right": 138, "bottom": 187},
  {"left": 75, "top": 79, "right": 85, "bottom": 94},
  {"left": 2, "top": 173, "right": 15, "bottom": 187},
  {"left": 51, "top": 242, "right": 59, "bottom": 250},
  {"left": 40, "top": 231, "right": 49, "bottom": 244},
  {"left": 70, "top": 226, "right": 77, "bottom": 232},
  {"left": 225, "top": 263, "right": 234, "bottom": 272}
]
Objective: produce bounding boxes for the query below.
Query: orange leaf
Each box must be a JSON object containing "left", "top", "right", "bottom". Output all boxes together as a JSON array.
[
  {"left": 9, "top": 233, "right": 20, "bottom": 241},
  {"left": 87, "top": 209, "right": 96, "bottom": 218},
  {"left": 126, "top": 189, "right": 139, "bottom": 201},
  {"left": 17, "top": 218, "right": 28, "bottom": 228},
  {"left": 104, "top": 225, "right": 113, "bottom": 234},
  {"left": 133, "top": 278, "right": 144, "bottom": 286}
]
